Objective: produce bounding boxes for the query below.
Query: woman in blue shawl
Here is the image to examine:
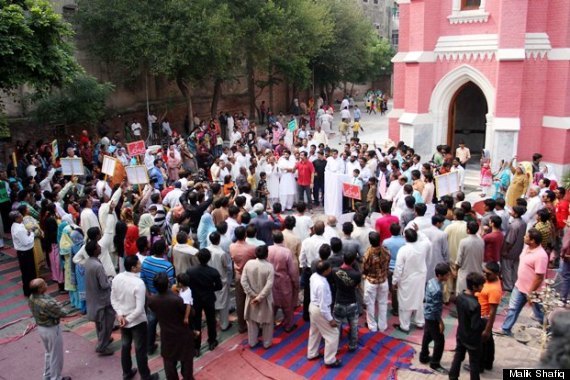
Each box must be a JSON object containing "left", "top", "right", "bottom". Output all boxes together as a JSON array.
[{"left": 197, "top": 212, "right": 216, "bottom": 249}]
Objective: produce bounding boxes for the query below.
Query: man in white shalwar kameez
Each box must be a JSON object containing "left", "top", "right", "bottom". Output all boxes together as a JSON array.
[
  {"left": 393, "top": 229, "right": 428, "bottom": 332},
  {"left": 80, "top": 198, "right": 100, "bottom": 238},
  {"left": 278, "top": 151, "right": 296, "bottom": 210},
  {"left": 97, "top": 188, "right": 122, "bottom": 277},
  {"left": 265, "top": 156, "right": 280, "bottom": 206}
]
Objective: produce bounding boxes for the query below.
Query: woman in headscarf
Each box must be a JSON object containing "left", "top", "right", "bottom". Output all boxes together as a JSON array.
[
  {"left": 59, "top": 214, "right": 84, "bottom": 309},
  {"left": 197, "top": 211, "right": 216, "bottom": 249},
  {"left": 506, "top": 159, "right": 530, "bottom": 207},
  {"left": 40, "top": 202, "right": 64, "bottom": 291},
  {"left": 492, "top": 160, "right": 511, "bottom": 200},
  {"left": 72, "top": 227, "right": 101, "bottom": 314},
  {"left": 166, "top": 145, "right": 182, "bottom": 182},
  {"left": 138, "top": 213, "right": 153, "bottom": 240},
  {"left": 19, "top": 204, "right": 45, "bottom": 277}
]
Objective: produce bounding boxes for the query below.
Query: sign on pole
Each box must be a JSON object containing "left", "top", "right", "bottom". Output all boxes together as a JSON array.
[
  {"left": 101, "top": 155, "right": 117, "bottom": 176},
  {"left": 60, "top": 158, "right": 84, "bottom": 176},
  {"left": 342, "top": 183, "right": 361, "bottom": 200},
  {"left": 125, "top": 165, "right": 149, "bottom": 185},
  {"left": 126, "top": 140, "right": 147, "bottom": 157}
]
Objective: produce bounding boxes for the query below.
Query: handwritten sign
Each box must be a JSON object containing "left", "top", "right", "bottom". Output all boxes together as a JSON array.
[
  {"left": 342, "top": 183, "right": 361, "bottom": 200},
  {"left": 127, "top": 140, "right": 146, "bottom": 156},
  {"left": 101, "top": 155, "right": 117, "bottom": 176},
  {"left": 435, "top": 171, "right": 460, "bottom": 198},
  {"left": 125, "top": 165, "right": 149, "bottom": 185},
  {"left": 60, "top": 158, "right": 84, "bottom": 176}
]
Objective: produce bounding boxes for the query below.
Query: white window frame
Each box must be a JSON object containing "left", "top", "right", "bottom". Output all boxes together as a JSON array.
[{"left": 448, "top": 0, "right": 489, "bottom": 24}]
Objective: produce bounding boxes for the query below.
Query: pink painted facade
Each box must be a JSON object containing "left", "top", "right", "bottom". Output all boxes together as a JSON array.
[{"left": 390, "top": 0, "right": 570, "bottom": 177}]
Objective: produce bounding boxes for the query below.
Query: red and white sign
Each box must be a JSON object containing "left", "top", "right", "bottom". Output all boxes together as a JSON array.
[
  {"left": 342, "top": 183, "right": 361, "bottom": 200},
  {"left": 127, "top": 140, "right": 146, "bottom": 156}
]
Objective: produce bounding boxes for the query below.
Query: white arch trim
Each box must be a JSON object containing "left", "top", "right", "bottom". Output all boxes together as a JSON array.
[{"left": 428, "top": 64, "right": 496, "bottom": 153}]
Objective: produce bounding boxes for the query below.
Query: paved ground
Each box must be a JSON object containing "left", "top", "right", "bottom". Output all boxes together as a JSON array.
[{"left": 0, "top": 105, "right": 546, "bottom": 379}]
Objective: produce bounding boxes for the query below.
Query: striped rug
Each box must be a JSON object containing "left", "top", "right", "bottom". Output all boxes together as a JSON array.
[{"left": 250, "top": 312, "right": 415, "bottom": 380}]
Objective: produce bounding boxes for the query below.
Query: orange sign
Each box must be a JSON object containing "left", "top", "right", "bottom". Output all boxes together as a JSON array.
[
  {"left": 342, "top": 183, "right": 361, "bottom": 200},
  {"left": 127, "top": 140, "right": 146, "bottom": 156}
]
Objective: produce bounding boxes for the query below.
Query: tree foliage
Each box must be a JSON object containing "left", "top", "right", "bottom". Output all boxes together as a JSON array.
[
  {"left": 32, "top": 74, "right": 114, "bottom": 126},
  {"left": 0, "top": 0, "right": 79, "bottom": 93},
  {"left": 75, "top": 0, "right": 236, "bottom": 119}
]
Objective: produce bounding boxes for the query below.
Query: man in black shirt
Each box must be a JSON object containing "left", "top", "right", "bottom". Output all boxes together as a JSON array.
[
  {"left": 449, "top": 272, "right": 486, "bottom": 380},
  {"left": 312, "top": 150, "right": 327, "bottom": 207},
  {"left": 186, "top": 249, "right": 223, "bottom": 353},
  {"left": 332, "top": 251, "right": 362, "bottom": 352}
]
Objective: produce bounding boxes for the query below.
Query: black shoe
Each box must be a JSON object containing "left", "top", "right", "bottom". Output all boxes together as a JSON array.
[
  {"left": 98, "top": 348, "right": 114, "bottom": 356},
  {"left": 62, "top": 377, "right": 72, "bottom": 380},
  {"left": 209, "top": 340, "right": 219, "bottom": 351},
  {"left": 221, "top": 322, "right": 233, "bottom": 332},
  {"left": 392, "top": 324, "right": 409, "bottom": 334},
  {"left": 307, "top": 353, "right": 324, "bottom": 361},
  {"left": 348, "top": 346, "right": 358, "bottom": 352},
  {"left": 324, "top": 359, "right": 342, "bottom": 368},
  {"left": 463, "top": 364, "right": 484, "bottom": 373},
  {"left": 146, "top": 374, "right": 159, "bottom": 380},
  {"left": 284, "top": 324, "right": 298, "bottom": 333},
  {"left": 123, "top": 368, "right": 137, "bottom": 380},
  {"left": 430, "top": 365, "right": 449, "bottom": 374},
  {"left": 148, "top": 343, "right": 158, "bottom": 355},
  {"left": 419, "top": 356, "right": 430, "bottom": 364}
]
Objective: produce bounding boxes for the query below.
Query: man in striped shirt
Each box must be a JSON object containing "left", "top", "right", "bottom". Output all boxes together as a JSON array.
[{"left": 140, "top": 239, "right": 174, "bottom": 354}]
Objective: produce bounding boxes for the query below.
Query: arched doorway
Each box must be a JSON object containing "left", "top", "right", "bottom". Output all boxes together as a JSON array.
[{"left": 447, "top": 81, "right": 488, "bottom": 154}]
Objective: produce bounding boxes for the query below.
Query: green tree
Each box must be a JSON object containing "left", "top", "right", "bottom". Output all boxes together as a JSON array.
[
  {"left": 0, "top": 0, "right": 79, "bottom": 93},
  {"left": 312, "top": 0, "right": 378, "bottom": 101},
  {"left": 76, "top": 0, "right": 236, "bottom": 122},
  {"left": 32, "top": 74, "right": 114, "bottom": 127}
]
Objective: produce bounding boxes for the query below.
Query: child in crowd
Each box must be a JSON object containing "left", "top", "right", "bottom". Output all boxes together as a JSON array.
[
  {"left": 420, "top": 263, "right": 451, "bottom": 374},
  {"left": 352, "top": 120, "right": 364, "bottom": 139}
]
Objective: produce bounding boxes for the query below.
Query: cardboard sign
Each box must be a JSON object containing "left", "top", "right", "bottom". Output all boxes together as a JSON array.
[
  {"left": 60, "top": 158, "right": 84, "bottom": 176},
  {"left": 101, "top": 155, "right": 117, "bottom": 176},
  {"left": 435, "top": 171, "right": 460, "bottom": 198},
  {"left": 127, "top": 140, "right": 146, "bottom": 156},
  {"left": 342, "top": 183, "right": 361, "bottom": 200},
  {"left": 125, "top": 165, "right": 149, "bottom": 185}
]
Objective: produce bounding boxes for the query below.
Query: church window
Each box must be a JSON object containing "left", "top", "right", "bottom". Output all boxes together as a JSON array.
[{"left": 461, "top": 0, "right": 481, "bottom": 10}]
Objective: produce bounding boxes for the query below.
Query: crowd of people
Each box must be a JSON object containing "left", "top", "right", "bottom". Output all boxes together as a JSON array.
[{"left": 8, "top": 96, "right": 570, "bottom": 380}]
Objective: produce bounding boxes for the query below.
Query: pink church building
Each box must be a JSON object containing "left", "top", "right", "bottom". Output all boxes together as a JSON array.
[{"left": 389, "top": 0, "right": 570, "bottom": 177}]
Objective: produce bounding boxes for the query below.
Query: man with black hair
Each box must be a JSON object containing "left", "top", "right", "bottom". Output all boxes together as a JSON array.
[
  {"left": 383, "top": 223, "right": 405, "bottom": 315},
  {"left": 340, "top": 221, "right": 364, "bottom": 263},
  {"left": 405, "top": 203, "right": 431, "bottom": 231},
  {"left": 499, "top": 229, "right": 548, "bottom": 336},
  {"left": 207, "top": 232, "right": 232, "bottom": 331},
  {"left": 172, "top": 231, "right": 199, "bottom": 274},
  {"left": 242, "top": 245, "right": 275, "bottom": 348},
  {"left": 482, "top": 216, "right": 503, "bottom": 264},
  {"left": 420, "top": 263, "right": 452, "bottom": 374},
  {"left": 300, "top": 221, "right": 328, "bottom": 321},
  {"left": 229, "top": 226, "right": 256, "bottom": 333},
  {"left": 399, "top": 196, "right": 416, "bottom": 232},
  {"left": 352, "top": 212, "right": 374, "bottom": 252},
  {"left": 449, "top": 272, "right": 485, "bottom": 380},
  {"left": 393, "top": 229, "right": 427, "bottom": 333},
  {"left": 293, "top": 201, "right": 313, "bottom": 242},
  {"left": 362, "top": 231, "right": 391, "bottom": 332},
  {"left": 328, "top": 237, "right": 344, "bottom": 269},
  {"left": 332, "top": 251, "right": 361, "bottom": 352},
  {"left": 148, "top": 272, "right": 195, "bottom": 380},
  {"left": 111, "top": 255, "right": 158, "bottom": 380},
  {"left": 307, "top": 261, "right": 340, "bottom": 368},
  {"left": 186, "top": 249, "right": 223, "bottom": 353},
  {"left": 84, "top": 240, "right": 115, "bottom": 356},
  {"left": 140, "top": 239, "right": 174, "bottom": 354},
  {"left": 478, "top": 262, "right": 502, "bottom": 372},
  {"left": 375, "top": 199, "right": 399, "bottom": 243},
  {"left": 501, "top": 206, "right": 527, "bottom": 291},
  {"left": 444, "top": 208, "right": 468, "bottom": 303},
  {"left": 268, "top": 231, "right": 299, "bottom": 333},
  {"left": 455, "top": 222, "right": 484, "bottom": 295},
  {"left": 282, "top": 215, "right": 301, "bottom": 269},
  {"left": 423, "top": 215, "right": 450, "bottom": 282}
]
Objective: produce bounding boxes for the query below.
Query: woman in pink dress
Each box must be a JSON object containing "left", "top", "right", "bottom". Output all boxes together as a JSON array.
[{"left": 166, "top": 145, "right": 181, "bottom": 182}]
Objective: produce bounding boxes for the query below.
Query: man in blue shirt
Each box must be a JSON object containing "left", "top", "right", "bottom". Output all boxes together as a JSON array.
[
  {"left": 148, "top": 158, "right": 165, "bottom": 190},
  {"left": 382, "top": 223, "right": 405, "bottom": 316},
  {"left": 420, "top": 263, "right": 451, "bottom": 374},
  {"left": 140, "top": 239, "right": 174, "bottom": 354}
]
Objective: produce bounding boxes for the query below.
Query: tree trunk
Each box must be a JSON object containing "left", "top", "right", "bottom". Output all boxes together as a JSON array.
[
  {"left": 176, "top": 77, "right": 193, "bottom": 131},
  {"left": 285, "top": 79, "right": 291, "bottom": 114},
  {"left": 326, "top": 84, "right": 335, "bottom": 106},
  {"left": 268, "top": 62, "right": 274, "bottom": 112},
  {"left": 246, "top": 53, "right": 256, "bottom": 119},
  {"left": 350, "top": 83, "right": 355, "bottom": 97},
  {"left": 210, "top": 78, "right": 223, "bottom": 119}
]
